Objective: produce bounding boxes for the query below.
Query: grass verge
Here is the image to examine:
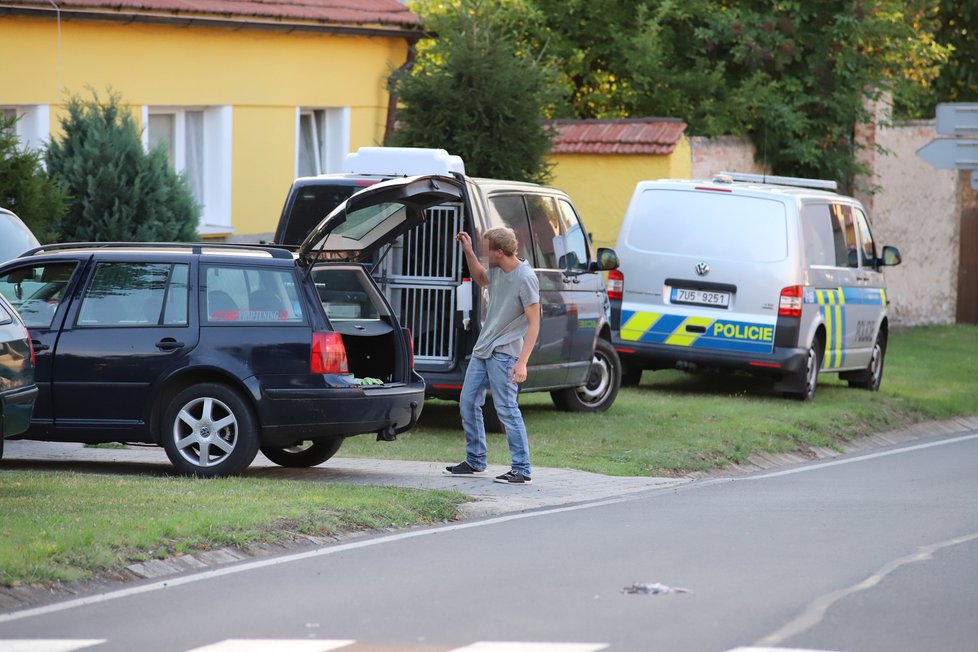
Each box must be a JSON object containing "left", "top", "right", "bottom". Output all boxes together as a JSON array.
[
  {"left": 340, "top": 324, "right": 978, "bottom": 476},
  {"left": 0, "top": 472, "right": 467, "bottom": 586}
]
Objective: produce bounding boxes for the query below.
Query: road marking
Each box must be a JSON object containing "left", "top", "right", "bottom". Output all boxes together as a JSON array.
[
  {"left": 1, "top": 434, "right": 972, "bottom": 626},
  {"left": 453, "top": 644, "right": 607, "bottom": 652},
  {"left": 725, "top": 648, "right": 840, "bottom": 652},
  {"left": 0, "top": 642, "right": 105, "bottom": 652},
  {"left": 186, "top": 641, "right": 354, "bottom": 651},
  {"left": 739, "top": 432, "right": 978, "bottom": 481},
  {"left": 753, "top": 531, "right": 978, "bottom": 647}
]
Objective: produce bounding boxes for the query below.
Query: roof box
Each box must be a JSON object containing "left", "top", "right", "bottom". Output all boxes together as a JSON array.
[{"left": 342, "top": 147, "right": 466, "bottom": 177}]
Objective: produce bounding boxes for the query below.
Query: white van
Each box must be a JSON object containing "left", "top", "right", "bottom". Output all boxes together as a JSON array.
[{"left": 609, "top": 172, "right": 902, "bottom": 400}]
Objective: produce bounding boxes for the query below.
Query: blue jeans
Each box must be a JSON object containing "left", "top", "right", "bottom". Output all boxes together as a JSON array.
[{"left": 459, "top": 352, "right": 532, "bottom": 476}]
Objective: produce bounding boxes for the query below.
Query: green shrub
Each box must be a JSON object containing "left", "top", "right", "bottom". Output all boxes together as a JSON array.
[{"left": 0, "top": 113, "right": 65, "bottom": 243}]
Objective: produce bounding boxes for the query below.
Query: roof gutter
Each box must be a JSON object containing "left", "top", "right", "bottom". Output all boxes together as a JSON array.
[{"left": 0, "top": 4, "right": 424, "bottom": 39}]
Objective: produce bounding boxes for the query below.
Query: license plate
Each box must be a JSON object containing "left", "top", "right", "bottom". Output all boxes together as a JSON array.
[{"left": 670, "top": 287, "right": 731, "bottom": 307}]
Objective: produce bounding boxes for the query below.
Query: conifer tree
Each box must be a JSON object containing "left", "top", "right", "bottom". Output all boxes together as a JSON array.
[
  {"left": 0, "top": 113, "right": 65, "bottom": 243},
  {"left": 46, "top": 90, "right": 199, "bottom": 243}
]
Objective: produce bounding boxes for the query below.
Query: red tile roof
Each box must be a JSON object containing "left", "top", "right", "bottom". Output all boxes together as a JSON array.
[
  {"left": 11, "top": 0, "right": 420, "bottom": 28},
  {"left": 548, "top": 118, "right": 687, "bottom": 155}
]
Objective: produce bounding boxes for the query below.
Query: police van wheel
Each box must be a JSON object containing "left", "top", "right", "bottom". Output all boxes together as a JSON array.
[
  {"left": 785, "top": 339, "right": 822, "bottom": 401},
  {"left": 551, "top": 339, "right": 622, "bottom": 412},
  {"left": 846, "top": 336, "right": 886, "bottom": 391}
]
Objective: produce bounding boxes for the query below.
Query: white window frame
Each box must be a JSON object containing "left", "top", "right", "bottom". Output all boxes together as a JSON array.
[
  {"left": 1, "top": 105, "right": 50, "bottom": 153},
  {"left": 142, "top": 105, "right": 233, "bottom": 236},
  {"left": 295, "top": 107, "right": 350, "bottom": 178}
]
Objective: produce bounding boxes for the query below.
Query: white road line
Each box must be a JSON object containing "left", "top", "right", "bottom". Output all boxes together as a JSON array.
[
  {"left": 1, "top": 433, "right": 972, "bottom": 626},
  {"left": 725, "top": 647, "right": 840, "bottom": 652},
  {"left": 739, "top": 432, "right": 978, "bottom": 481},
  {"left": 0, "top": 641, "right": 105, "bottom": 652},
  {"left": 452, "top": 644, "right": 608, "bottom": 652},
  {"left": 753, "top": 531, "right": 978, "bottom": 647},
  {"left": 184, "top": 640, "right": 354, "bottom": 652}
]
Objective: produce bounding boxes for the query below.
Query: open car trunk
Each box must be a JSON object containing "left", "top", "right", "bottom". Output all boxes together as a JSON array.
[{"left": 310, "top": 266, "right": 408, "bottom": 385}]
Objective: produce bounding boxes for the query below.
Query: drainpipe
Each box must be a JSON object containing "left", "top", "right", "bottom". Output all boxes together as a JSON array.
[{"left": 384, "top": 38, "right": 418, "bottom": 146}]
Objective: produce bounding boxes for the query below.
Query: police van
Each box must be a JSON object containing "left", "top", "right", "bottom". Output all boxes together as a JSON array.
[
  {"left": 276, "top": 148, "right": 623, "bottom": 427},
  {"left": 609, "top": 172, "right": 902, "bottom": 400}
]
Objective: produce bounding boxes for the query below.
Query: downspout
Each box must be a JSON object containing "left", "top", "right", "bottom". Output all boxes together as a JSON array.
[{"left": 383, "top": 38, "right": 418, "bottom": 146}]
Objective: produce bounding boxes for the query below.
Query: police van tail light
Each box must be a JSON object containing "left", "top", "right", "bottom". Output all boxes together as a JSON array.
[
  {"left": 311, "top": 331, "right": 349, "bottom": 374},
  {"left": 779, "top": 286, "right": 803, "bottom": 318},
  {"left": 608, "top": 269, "right": 624, "bottom": 301},
  {"left": 406, "top": 328, "right": 415, "bottom": 369}
]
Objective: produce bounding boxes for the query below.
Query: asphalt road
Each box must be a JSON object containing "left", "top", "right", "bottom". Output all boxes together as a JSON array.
[{"left": 1, "top": 431, "right": 976, "bottom": 652}]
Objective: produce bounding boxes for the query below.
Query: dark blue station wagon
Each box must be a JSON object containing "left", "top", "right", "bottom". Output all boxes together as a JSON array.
[{"left": 0, "top": 175, "right": 462, "bottom": 476}]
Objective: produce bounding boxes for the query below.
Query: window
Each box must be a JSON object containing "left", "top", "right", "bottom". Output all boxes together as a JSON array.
[
  {"left": 143, "top": 106, "right": 232, "bottom": 234},
  {"left": 296, "top": 107, "right": 350, "bottom": 177},
  {"left": 556, "top": 199, "right": 591, "bottom": 270},
  {"left": 312, "top": 268, "right": 381, "bottom": 320},
  {"left": 0, "top": 263, "right": 77, "bottom": 329},
  {"left": 828, "top": 204, "right": 860, "bottom": 268},
  {"left": 76, "top": 263, "right": 187, "bottom": 327},
  {"left": 800, "top": 204, "right": 838, "bottom": 267},
  {"left": 0, "top": 105, "right": 50, "bottom": 153},
  {"left": 853, "top": 208, "right": 878, "bottom": 268},
  {"left": 628, "top": 190, "right": 788, "bottom": 263},
  {"left": 487, "top": 195, "right": 534, "bottom": 263},
  {"left": 524, "top": 195, "right": 561, "bottom": 269},
  {"left": 203, "top": 266, "right": 304, "bottom": 324}
]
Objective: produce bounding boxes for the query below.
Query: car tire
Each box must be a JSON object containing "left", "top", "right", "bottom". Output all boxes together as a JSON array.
[
  {"left": 846, "top": 335, "right": 886, "bottom": 391},
  {"left": 550, "top": 338, "right": 622, "bottom": 412},
  {"left": 784, "top": 338, "right": 823, "bottom": 401},
  {"left": 261, "top": 437, "right": 343, "bottom": 467},
  {"left": 162, "top": 383, "right": 259, "bottom": 477}
]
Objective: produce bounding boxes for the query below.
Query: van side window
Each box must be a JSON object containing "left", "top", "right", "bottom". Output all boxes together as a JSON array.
[
  {"left": 829, "top": 204, "right": 860, "bottom": 268},
  {"left": 524, "top": 195, "right": 560, "bottom": 269},
  {"left": 487, "top": 195, "right": 534, "bottom": 263},
  {"left": 557, "top": 199, "right": 590, "bottom": 271},
  {"left": 853, "top": 208, "right": 878, "bottom": 268},
  {"left": 800, "top": 204, "right": 837, "bottom": 266}
]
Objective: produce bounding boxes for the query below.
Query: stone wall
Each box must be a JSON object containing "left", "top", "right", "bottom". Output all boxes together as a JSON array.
[{"left": 689, "top": 135, "right": 768, "bottom": 178}]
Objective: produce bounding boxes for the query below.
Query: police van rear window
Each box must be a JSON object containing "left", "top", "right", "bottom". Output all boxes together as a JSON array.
[{"left": 626, "top": 189, "right": 788, "bottom": 263}]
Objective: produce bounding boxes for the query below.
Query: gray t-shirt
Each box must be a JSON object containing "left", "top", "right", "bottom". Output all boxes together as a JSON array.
[{"left": 472, "top": 259, "right": 540, "bottom": 359}]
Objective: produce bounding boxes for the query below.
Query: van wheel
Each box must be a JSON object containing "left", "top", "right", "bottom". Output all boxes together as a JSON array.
[
  {"left": 551, "top": 339, "right": 622, "bottom": 412},
  {"left": 162, "top": 383, "right": 259, "bottom": 477},
  {"left": 846, "top": 335, "right": 886, "bottom": 391},
  {"left": 784, "top": 339, "right": 822, "bottom": 401},
  {"left": 261, "top": 437, "right": 343, "bottom": 467}
]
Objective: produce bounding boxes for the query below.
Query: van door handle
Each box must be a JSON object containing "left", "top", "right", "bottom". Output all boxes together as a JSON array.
[
  {"left": 156, "top": 338, "right": 185, "bottom": 351},
  {"left": 31, "top": 339, "right": 49, "bottom": 352}
]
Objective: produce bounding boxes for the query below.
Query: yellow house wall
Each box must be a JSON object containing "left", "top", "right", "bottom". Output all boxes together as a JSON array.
[
  {"left": 0, "top": 17, "right": 409, "bottom": 236},
  {"left": 547, "top": 137, "right": 692, "bottom": 250}
]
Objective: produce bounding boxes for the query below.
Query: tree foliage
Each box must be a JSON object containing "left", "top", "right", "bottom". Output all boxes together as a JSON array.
[
  {"left": 917, "top": 0, "right": 978, "bottom": 114},
  {"left": 526, "top": 0, "right": 950, "bottom": 190},
  {"left": 0, "top": 114, "right": 65, "bottom": 243},
  {"left": 391, "top": 0, "right": 563, "bottom": 183},
  {"left": 46, "top": 90, "right": 199, "bottom": 243}
]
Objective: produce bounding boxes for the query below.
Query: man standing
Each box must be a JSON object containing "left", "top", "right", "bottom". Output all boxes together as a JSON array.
[{"left": 444, "top": 227, "right": 540, "bottom": 485}]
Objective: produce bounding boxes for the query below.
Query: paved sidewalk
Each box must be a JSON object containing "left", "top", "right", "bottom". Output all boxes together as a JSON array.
[{"left": 1, "top": 440, "right": 688, "bottom": 518}]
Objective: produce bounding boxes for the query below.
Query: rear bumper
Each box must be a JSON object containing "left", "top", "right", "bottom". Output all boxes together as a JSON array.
[
  {"left": 613, "top": 337, "right": 808, "bottom": 378},
  {"left": 258, "top": 382, "right": 425, "bottom": 445}
]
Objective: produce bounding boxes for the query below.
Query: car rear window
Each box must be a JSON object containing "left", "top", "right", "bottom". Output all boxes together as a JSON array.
[
  {"left": 626, "top": 189, "right": 788, "bottom": 263},
  {"left": 280, "top": 184, "right": 358, "bottom": 246}
]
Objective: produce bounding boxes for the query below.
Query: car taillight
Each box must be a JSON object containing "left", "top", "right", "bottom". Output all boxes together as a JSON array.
[
  {"left": 608, "top": 269, "right": 624, "bottom": 301},
  {"left": 311, "top": 332, "right": 349, "bottom": 374},
  {"left": 779, "top": 285, "right": 803, "bottom": 318},
  {"left": 407, "top": 328, "right": 415, "bottom": 369}
]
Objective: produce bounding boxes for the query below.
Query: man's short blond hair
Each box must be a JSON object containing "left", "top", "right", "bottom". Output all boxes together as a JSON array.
[{"left": 483, "top": 226, "right": 519, "bottom": 257}]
